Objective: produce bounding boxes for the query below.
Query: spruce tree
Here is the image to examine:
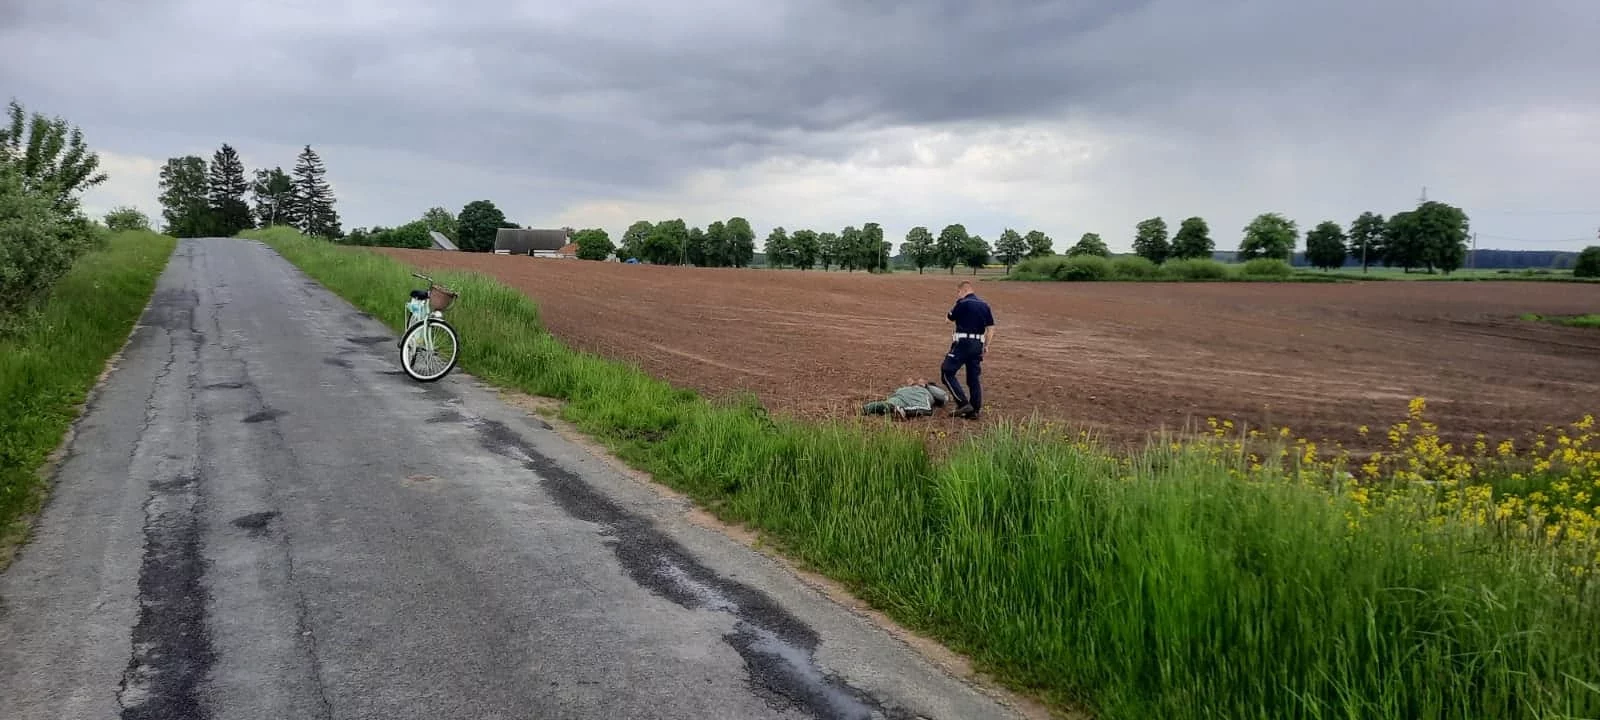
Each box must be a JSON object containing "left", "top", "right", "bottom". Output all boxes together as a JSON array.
[
  {"left": 207, "top": 143, "right": 255, "bottom": 235},
  {"left": 291, "top": 145, "right": 340, "bottom": 238}
]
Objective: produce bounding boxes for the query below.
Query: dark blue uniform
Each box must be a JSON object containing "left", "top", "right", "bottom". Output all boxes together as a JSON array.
[{"left": 941, "top": 293, "right": 994, "bottom": 416}]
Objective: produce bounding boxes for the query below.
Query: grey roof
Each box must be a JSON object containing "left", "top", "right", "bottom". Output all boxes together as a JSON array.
[
  {"left": 494, "top": 228, "right": 568, "bottom": 254},
  {"left": 429, "top": 231, "right": 458, "bottom": 251}
]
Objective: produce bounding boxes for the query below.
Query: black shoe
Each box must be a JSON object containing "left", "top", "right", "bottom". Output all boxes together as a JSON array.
[{"left": 954, "top": 404, "right": 976, "bottom": 418}]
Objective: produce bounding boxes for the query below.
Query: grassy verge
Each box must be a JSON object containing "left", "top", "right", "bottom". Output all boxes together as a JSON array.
[
  {"left": 250, "top": 226, "right": 1600, "bottom": 720},
  {"left": 0, "top": 230, "right": 178, "bottom": 563},
  {"left": 1521, "top": 313, "right": 1600, "bottom": 328}
]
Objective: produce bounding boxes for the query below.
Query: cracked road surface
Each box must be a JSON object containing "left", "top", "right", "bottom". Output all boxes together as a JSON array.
[{"left": 0, "top": 238, "right": 1024, "bottom": 720}]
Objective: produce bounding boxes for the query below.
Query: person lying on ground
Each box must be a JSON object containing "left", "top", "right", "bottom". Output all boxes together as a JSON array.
[{"left": 862, "top": 378, "right": 951, "bottom": 420}]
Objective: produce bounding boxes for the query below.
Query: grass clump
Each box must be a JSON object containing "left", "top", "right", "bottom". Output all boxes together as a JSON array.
[
  {"left": 1521, "top": 313, "right": 1600, "bottom": 329},
  {"left": 0, "top": 231, "right": 176, "bottom": 559},
  {"left": 256, "top": 228, "right": 1600, "bottom": 720}
]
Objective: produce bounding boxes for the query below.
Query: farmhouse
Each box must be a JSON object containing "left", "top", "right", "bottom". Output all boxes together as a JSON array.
[{"left": 494, "top": 228, "right": 570, "bottom": 256}]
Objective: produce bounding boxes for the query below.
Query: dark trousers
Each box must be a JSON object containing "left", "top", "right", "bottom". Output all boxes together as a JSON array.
[{"left": 940, "top": 338, "right": 983, "bottom": 412}]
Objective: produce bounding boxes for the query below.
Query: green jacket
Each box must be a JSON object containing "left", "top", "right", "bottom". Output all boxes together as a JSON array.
[{"left": 863, "top": 383, "right": 950, "bottom": 415}]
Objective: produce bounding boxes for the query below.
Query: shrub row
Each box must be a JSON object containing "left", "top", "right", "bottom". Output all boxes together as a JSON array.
[{"left": 1011, "top": 255, "right": 1299, "bottom": 282}]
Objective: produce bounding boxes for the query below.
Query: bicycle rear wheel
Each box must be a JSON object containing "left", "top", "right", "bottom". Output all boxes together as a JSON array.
[{"left": 400, "top": 318, "right": 459, "bottom": 382}]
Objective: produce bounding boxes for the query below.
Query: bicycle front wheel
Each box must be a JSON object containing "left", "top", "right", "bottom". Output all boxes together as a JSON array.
[{"left": 400, "top": 318, "right": 460, "bottom": 382}]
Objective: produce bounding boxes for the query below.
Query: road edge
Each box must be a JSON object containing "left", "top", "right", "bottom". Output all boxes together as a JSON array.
[
  {"left": 493, "top": 389, "right": 1069, "bottom": 720},
  {"left": 0, "top": 240, "right": 179, "bottom": 572}
]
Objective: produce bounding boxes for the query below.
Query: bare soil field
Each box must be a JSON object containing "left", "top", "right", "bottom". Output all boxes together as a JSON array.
[{"left": 382, "top": 249, "right": 1600, "bottom": 448}]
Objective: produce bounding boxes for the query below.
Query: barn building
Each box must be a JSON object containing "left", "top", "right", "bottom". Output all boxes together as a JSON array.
[{"left": 493, "top": 228, "right": 570, "bottom": 256}]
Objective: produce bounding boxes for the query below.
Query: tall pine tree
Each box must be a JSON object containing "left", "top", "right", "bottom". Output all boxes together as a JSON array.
[
  {"left": 291, "top": 145, "right": 340, "bottom": 238},
  {"left": 207, "top": 143, "right": 254, "bottom": 235},
  {"left": 251, "top": 166, "right": 294, "bottom": 228}
]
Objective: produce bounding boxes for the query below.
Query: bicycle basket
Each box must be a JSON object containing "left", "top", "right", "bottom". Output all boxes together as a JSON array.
[{"left": 428, "top": 285, "right": 458, "bottom": 311}]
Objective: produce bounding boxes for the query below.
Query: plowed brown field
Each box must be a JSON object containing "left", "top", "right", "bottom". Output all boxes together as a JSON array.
[{"left": 380, "top": 249, "right": 1600, "bottom": 447}]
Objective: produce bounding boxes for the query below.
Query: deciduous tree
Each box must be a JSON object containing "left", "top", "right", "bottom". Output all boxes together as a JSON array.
[
  {"left": 643, "top": 219, "right": 689, "bottom": 265},
  {"left": 685, "top": 226, "right": 708, "bottom": 266},
  {"left": 572, "top": 228, "right": 614, "bottom": 261},
  {"left": 250, "top": 167, "right": 293, "bottom": 227},
  {"left": 861, "top": 222, "right": 886, "bottom": 272},
  {"left": 1240, "top": 213, "right": 1298, "bottom": 261},
  {"left": 1133, "top": 216, "right": 1170, "bottom": 264},
  {"left": 764, "top": 226, "right": 791, "bottom": 267},
  {"left": 789, "top": 229, "right": 819, "bottom": 269},
  {"left": 0, "top": 99, "right": 107, "bottom": 211},
  {"left": 1574, "top": 245, "right": 1600, "bottom": 279},
  {"left": 619, "top": 220, "right": 654, "bottom": 261},
  {"left": 725, "top": 216, "right": 756, "bottom": 267},
  {"left": 838, "top": 225, "right": 862, "bottom": 271},
  {"left": 421, "top": 206, "right": 458, "bottom": 239},
  {"left": 158, "top": 155, "right": 213, "bottom": 238},
  {"left": 1170, "top": 216, "right": 1213, "bottom": 260},
  {"left": 964, "top": 235, "right": 991, "bottom": 274},
  {"left": 936, "top": 223, "right": 970, "bottom": 274},
  {"left": 1347, "top": 211, "right": 1387, "bottom": 272},
  {"left": 1067, "top": 232, "right": 1110, "bottom": 258},
  {"left": 995, "top": 228, "right": 1027, "bottom": 272},
  {"left": 817, "top": 232, "right": 841, "bottom": 270},
  {"left": 1305, "top": 220, "right": 1348, "bottom": 270},
  {"left": 1024, "top": 230, "right": 1053, "bottom": 258},
  {"left": 903, "top": 226, "right": 936, "bottom": 273},
  {"left": 457, "top": 199, "right": 507, "bottom": 252}
]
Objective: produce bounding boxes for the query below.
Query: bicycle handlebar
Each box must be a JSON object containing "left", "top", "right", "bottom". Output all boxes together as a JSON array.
[{"left": 411, "top": 272, "right": 432, "bottom": 282}]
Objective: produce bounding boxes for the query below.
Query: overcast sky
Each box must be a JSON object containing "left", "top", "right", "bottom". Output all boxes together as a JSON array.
[{"left": 5, "top": 0, "right": 1598, "bottom": 252}]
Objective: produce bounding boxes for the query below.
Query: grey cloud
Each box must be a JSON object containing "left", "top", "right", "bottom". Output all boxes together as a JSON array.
[{"left": 3, "top": 0, "right": 1597, "bottom": 235}]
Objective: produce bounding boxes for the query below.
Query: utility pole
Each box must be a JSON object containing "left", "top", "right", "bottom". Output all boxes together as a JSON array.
[
  {"left": 1469, "top": 232, "right": 1476, "bottom": 270},
  {"left": 1361, "top": 233, "right": 1369, "bottom": 274}
]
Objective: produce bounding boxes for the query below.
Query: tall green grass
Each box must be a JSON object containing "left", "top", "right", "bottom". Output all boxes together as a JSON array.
[
  {"left": 253, "top": 227, "right": 1600, "bottom": 719},
  {"left": 0, "top": 230, "right": 177, "bottom": 558},
  {"left": 1521, "top": 313, "right": 1600, "bottom": 329}
]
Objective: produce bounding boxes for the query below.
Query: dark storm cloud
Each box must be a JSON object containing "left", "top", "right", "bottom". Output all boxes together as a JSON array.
[{"left": 2, "top": 0, "right": 1595, "bottom": 200}]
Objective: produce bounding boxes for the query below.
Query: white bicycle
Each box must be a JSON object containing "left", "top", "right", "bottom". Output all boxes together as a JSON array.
[{"left": 399, "top": 272, "right": 460, "bottom": 382}]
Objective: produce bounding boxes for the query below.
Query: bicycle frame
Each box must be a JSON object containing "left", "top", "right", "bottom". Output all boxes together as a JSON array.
[{"left": 402, "top": 273, "right": 451, "bottom": 361}]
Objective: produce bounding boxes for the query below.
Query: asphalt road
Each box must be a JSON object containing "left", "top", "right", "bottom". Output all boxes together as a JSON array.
[{"left": 0, "top": 238, "right": 1024, "bottom": 720}]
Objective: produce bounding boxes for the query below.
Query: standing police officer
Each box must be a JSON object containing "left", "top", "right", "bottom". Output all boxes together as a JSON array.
[{"left": 940, "top": 280, "right": 994, "bottom": 419}]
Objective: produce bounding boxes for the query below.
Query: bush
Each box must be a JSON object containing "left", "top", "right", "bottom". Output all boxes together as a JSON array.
[
  {"left": 1576, "top": 246, "right": 1600, "bottom": 279},
  {"left": 1111, "top": 255, "right": 1159, "bottom": 279},
  {"left": 1014, "top": 255, "right": 1071, "bottom": 278},
  {"left": 1056, "top": 255, "right": 1112, "bottom": 281},
  {"left": 1161, "top": 258, "right": 1229, "bottom": 281},
  {"left": 1240, "top": 258, "right": 1294, "bottom": 278},
  {"left": 0, "top": 173, "right": 102, "bottom": 322},
  {"left": 103, "top": 206, "right": 151, "bottom": 232}
]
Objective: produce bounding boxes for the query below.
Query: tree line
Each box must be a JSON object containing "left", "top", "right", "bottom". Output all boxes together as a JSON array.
[
  {"left": 558, "top": 220, "right": 1056, "bottom": 274},
  {"left": 1076, "top": 203, "right": 1477, "bottom": 274},
  {"left": 342, "top": 199, "right": 521, "bottom": 252},
  {"left": 153, "top": 144, "right": 340, "bottom": 239}
]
